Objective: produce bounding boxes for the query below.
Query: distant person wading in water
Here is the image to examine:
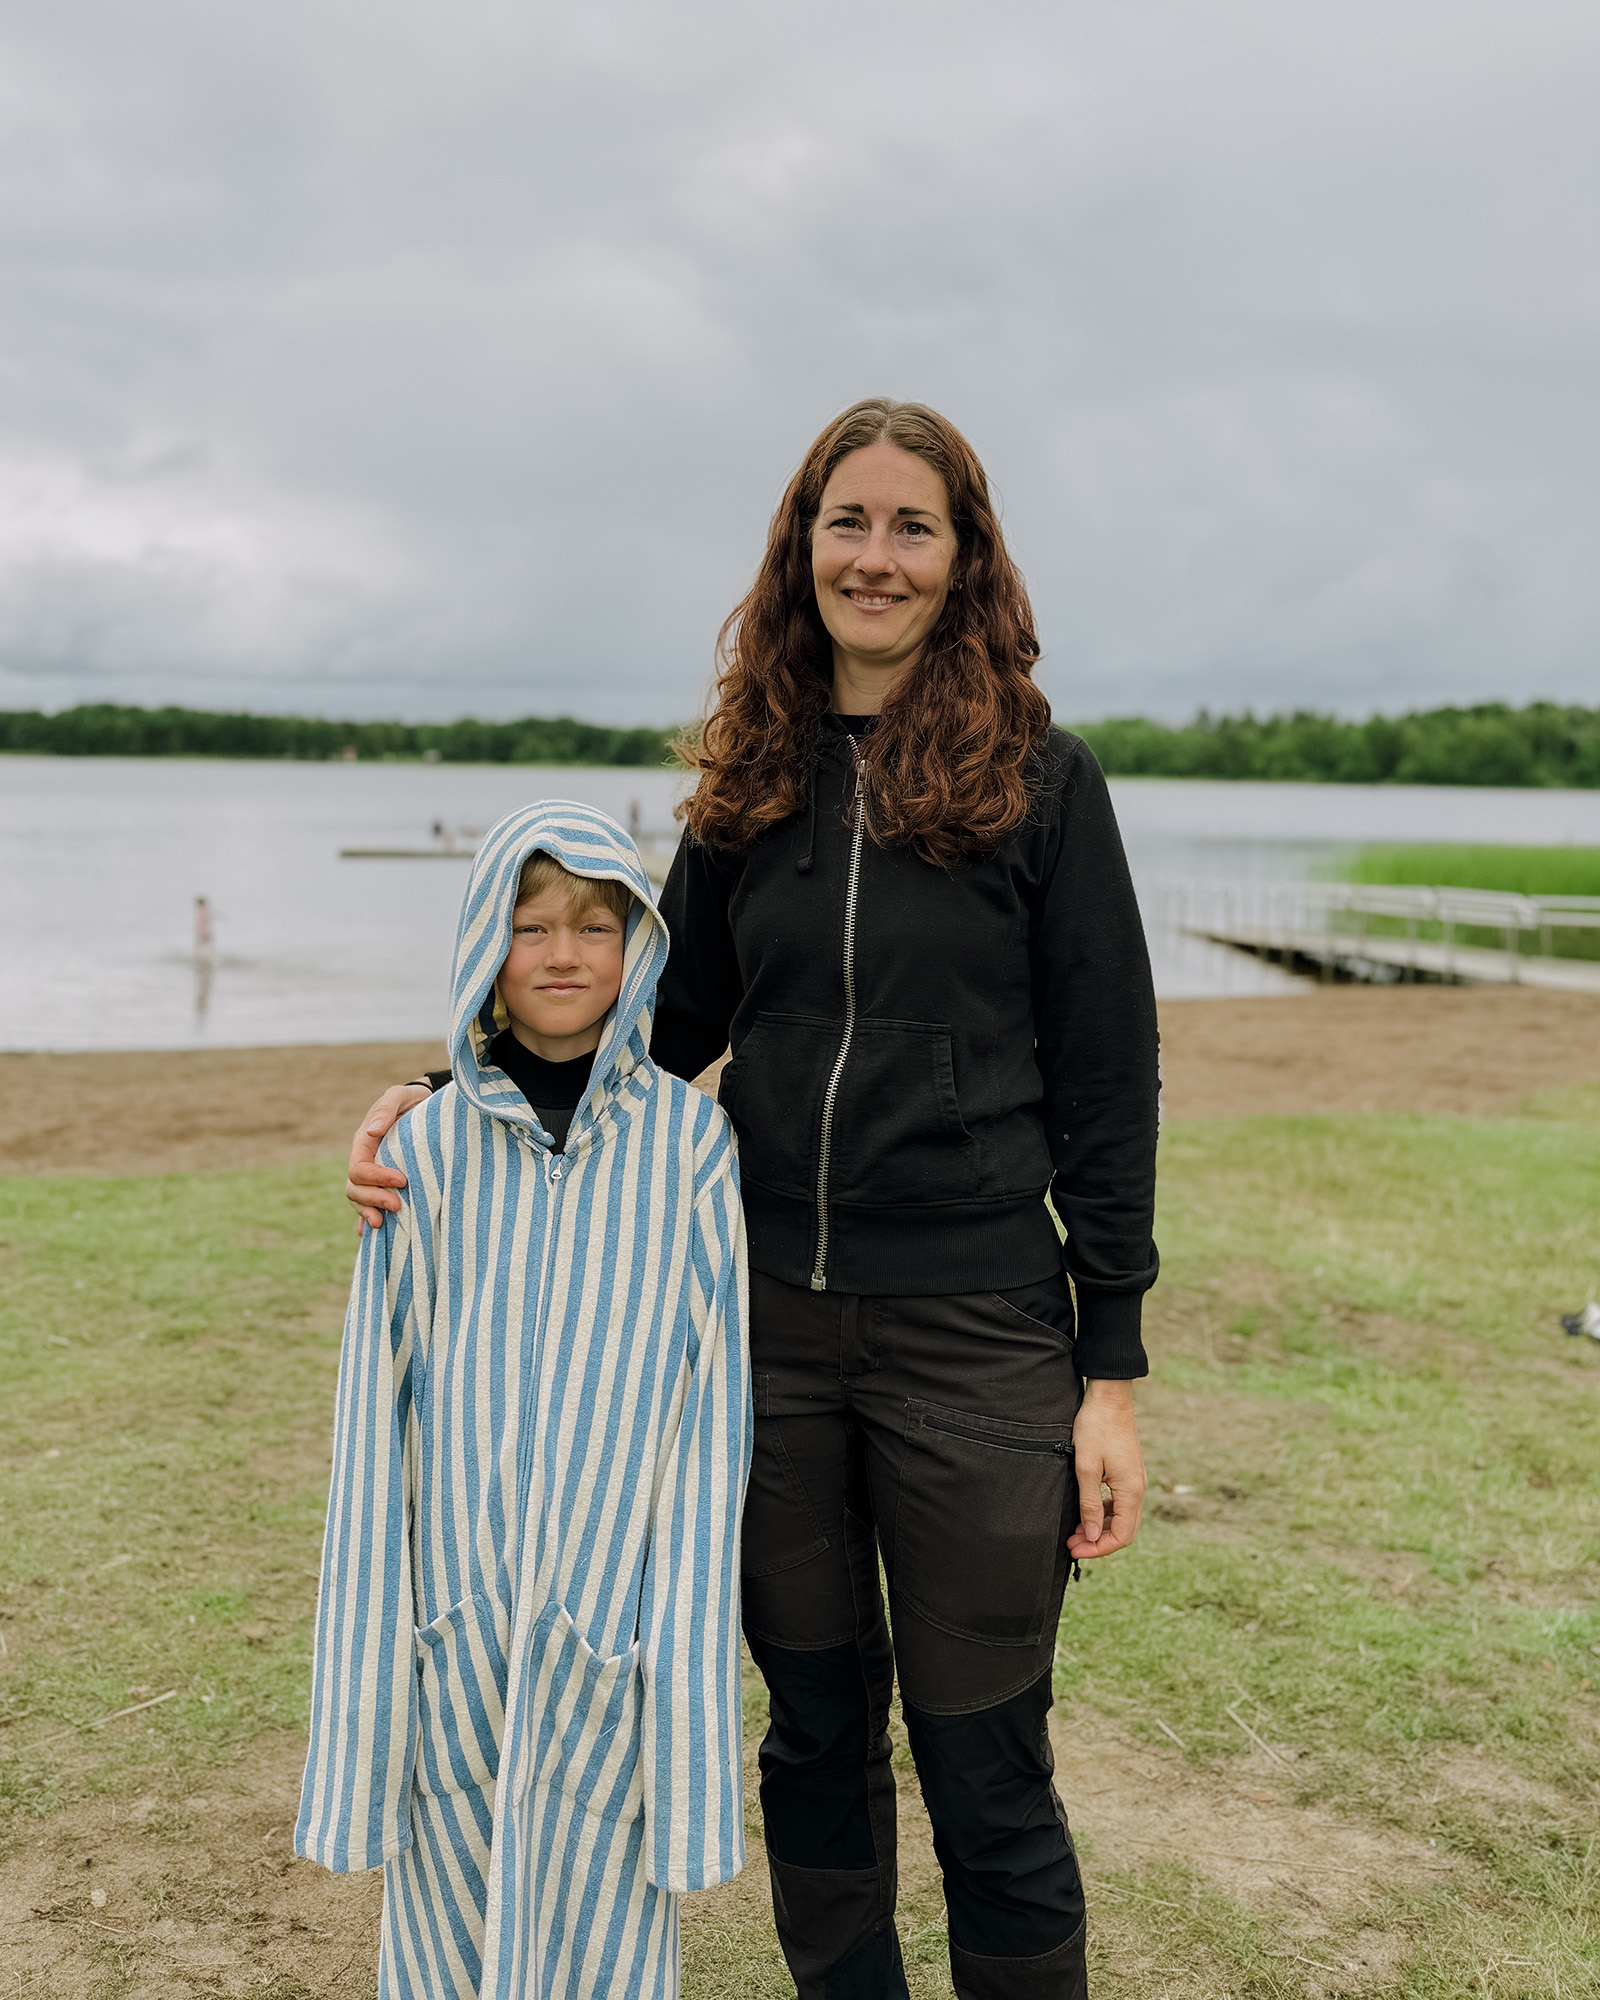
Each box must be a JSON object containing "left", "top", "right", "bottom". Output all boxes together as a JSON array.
[{"left": 350, "top": 399, "right": 1160, "bottom": 1999}]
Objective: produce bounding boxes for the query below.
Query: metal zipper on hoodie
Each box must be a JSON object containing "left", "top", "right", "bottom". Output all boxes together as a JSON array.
[
  {"left": 507, "top": 1123, "right": 567, "bottom": 1669},
  {"left": 810, "top": 739, "right": 865, "bottom": 1292}
]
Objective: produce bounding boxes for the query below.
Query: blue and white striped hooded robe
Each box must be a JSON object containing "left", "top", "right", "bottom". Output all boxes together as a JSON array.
[{"left": 296, "top": 801, "right": 750, "bottom": 2000}]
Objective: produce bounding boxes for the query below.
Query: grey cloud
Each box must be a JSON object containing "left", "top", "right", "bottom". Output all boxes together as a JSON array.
[{"left": 0, "top": 0, "right": 1595, "bottom": 724}]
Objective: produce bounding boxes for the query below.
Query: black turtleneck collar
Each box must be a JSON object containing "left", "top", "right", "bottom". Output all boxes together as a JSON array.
[{"left": 487, "top": 1029, "right": 595, "bottom": 1149}]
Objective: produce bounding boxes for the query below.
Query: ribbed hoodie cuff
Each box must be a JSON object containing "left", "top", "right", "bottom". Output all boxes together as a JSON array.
[{"left": 1073, "top": 1289, "right": 1150, "bottom": 1380}]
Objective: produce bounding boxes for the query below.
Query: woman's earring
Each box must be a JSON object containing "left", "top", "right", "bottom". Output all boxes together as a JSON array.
[{"left": 492, "top": 987, "right": 510, "bottom": 1031}]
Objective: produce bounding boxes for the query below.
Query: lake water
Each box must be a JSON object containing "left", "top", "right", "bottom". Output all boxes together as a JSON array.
[{"left": 4, "top": 755, "right": 1599, "bottom": 1052}]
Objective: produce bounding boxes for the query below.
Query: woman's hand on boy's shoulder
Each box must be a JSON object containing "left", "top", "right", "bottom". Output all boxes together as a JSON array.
[{"left": 346, "top": 1084, "right": 430, "bottom": 1232}]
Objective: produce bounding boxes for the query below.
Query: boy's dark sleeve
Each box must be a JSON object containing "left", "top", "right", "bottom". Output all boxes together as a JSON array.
[
  {"left": 650, "top": 838, "right": 744, "bottom": 1082},
  {"left": 1032, "top": 739, "right": 1160, "bottom": 1379}
]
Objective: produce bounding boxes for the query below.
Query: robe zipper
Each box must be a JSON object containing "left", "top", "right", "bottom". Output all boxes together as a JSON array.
[
  {"left": 810, "top": 740, "right": 865, "bottom": 1292},
  {"left": 511, "top": 1144, "right": 567, "bottom": 1603}
]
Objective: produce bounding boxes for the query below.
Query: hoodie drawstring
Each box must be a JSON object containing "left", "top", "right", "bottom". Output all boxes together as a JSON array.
[{"left": 796, "top": 771, "right": 819, "bottom": 874}]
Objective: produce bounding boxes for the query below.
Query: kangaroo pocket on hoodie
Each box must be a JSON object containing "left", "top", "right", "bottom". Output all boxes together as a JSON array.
[{"left": 722, "top": 1010, "right": 977, "bottom": 1207}]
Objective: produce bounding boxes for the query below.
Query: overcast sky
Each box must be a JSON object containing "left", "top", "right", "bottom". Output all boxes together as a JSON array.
[{"left": 1, "top": 0, "right": 1596, "bottom": 726}]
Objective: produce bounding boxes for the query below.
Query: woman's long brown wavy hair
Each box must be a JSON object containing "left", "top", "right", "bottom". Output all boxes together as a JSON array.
[{"left": 678, "top": 398, "right": 1051, "bottom": 866}]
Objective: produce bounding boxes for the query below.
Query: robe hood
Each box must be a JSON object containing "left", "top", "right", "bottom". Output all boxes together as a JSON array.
[{"left": 447, "top": 800, "right": 669, "bottom": 1141}]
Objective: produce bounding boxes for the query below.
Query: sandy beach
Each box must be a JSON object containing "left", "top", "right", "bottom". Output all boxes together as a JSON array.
[{"left": 3, "top": 983, "right": 1598, "bottom": 1179}]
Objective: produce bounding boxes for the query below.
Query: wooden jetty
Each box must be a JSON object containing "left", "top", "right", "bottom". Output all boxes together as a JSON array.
[
  {"left": 1171, "top": 881, "right": 1600, "bottom": 995},
  {"left": 1188, "top": 921, "right": 1600, "bottom": 993}
]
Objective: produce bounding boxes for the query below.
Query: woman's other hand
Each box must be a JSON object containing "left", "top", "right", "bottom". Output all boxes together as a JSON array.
[
  {"left": 1068, "top": 1378, "right": 1146, "bottom": 1561},
  {"left": 346, "top": 1085, "right": 429, "bottom": 1230}
]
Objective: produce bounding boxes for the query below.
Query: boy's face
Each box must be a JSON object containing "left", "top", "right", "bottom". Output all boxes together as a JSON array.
[{"left": 495, "top": 885, "right": 626, "bottom": 1061}]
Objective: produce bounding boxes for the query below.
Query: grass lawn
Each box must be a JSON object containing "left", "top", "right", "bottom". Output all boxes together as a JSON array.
[
  {"left": 0, "top": 1168, "right": 349, "bottom": 1807},
  {"left": 2, "top": 1091, "right": 1598, "bottom": 1996}
]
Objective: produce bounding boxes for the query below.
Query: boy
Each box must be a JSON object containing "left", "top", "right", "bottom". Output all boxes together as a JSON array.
[{"left": 296, "top": 801, "right": 750, "bottom": 2000}]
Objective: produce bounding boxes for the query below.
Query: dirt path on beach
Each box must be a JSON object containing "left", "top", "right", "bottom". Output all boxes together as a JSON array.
[
  {"left": 2, "top": 1701, "right": 1458, "bottom": 2000},
  {"left": 3, "top": 985, "right": 1598, "bottom": 1180},
  {"left": 1154, "top": 982, "right": 1600, "bottom": 1119}
]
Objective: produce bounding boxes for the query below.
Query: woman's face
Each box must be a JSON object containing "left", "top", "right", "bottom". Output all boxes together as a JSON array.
[{"left": 810, "top": 442, "right": 957, "bottom": 694}]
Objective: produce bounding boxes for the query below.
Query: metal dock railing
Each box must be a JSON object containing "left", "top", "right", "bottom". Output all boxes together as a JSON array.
[{"left": 1157, "top": 880, "right": 1600, "bottom": 993}]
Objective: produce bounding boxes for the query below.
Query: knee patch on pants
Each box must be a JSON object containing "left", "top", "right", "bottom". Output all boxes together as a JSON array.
[
  {"left": 749, "top": 1637, "right": 884, "bottom": 1871},
  {"left": 905, "top": 1673, "right": 1085, "bottom": 1958}
]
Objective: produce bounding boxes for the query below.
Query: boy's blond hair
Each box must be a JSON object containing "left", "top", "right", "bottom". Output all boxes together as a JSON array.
[{"left": 514, "top": 851, "right": 633, "bottom": 926}]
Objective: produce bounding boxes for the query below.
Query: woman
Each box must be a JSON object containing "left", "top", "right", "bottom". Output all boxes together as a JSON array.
[{"left": 350, "top": 399, "right": 1158, "bottom": 2000}]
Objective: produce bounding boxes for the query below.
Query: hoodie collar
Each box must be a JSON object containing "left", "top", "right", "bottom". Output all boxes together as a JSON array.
[
  {"left": 797, "top": 714, "right": 877, "bottom": 874},
  {"left": 820, "top": 710, "right": 880, "bottom": 738},
  {"left": 447, "top": 800, "right": 668, "bottom": 1149}
]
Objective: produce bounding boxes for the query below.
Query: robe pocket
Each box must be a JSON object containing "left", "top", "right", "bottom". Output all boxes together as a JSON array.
[
  {"left": 412, "top": 1588, "right": 510, "bottom": 1798},
  {"left": 519, "top": 1600, "right": 643, "bottom": 1825}
]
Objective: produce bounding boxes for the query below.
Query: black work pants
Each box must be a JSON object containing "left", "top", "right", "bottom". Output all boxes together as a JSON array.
[{"left": 742, "top": 1272, "right": 1088, "bottom": 2000}]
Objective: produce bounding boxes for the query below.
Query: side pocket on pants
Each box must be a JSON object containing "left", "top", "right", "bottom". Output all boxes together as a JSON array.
[
  {"left": 894, "top": 1400, "right": 1075, "bottom": 1646},
  {"left": 742, "top": 1414, "right": 830, "bottom": 1579}
]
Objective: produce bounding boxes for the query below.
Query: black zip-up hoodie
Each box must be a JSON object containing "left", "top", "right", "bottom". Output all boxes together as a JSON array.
[{"left": 651, "top": 715, "right": 1160, "bottom": 1378}]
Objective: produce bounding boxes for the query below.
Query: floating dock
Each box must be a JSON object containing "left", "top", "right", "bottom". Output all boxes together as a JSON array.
[
  {"left": 340, "top": 845, "right": 475, "bottom": 859},
  {"left": 340, "top": 838, "right": 680, "bottom": 885}
]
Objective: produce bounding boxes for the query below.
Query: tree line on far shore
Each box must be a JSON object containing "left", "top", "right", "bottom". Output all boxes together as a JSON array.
[
  {"left": 1, "top": 697, "right": 1596, "bottom": 786},
  {"left": 0, "top": 704, "right": 672, "bottom": 767},
  {"left": 1074, "top": 700, "right": 1600, "bottom": 788}
]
